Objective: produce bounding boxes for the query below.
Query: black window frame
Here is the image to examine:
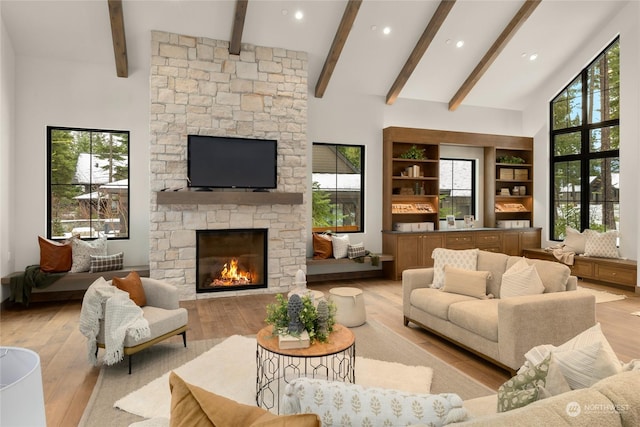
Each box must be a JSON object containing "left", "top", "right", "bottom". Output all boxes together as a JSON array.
[
  {"left": 311, "top": 142, "right": 365, "bottom": 233},
  {"left": 47, "top": 126, "right": 130, "bottom": 241},
  {"left": 549, "top": 37, "right": 620, "bottom": 241}
]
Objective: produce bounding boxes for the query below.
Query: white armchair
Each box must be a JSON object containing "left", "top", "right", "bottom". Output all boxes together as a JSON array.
[{"left": 95, "top": 277, "right": 188, "bottom": 374}]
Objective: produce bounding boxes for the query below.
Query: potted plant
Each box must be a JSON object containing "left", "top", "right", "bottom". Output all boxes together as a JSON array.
[
  {"left": 265, "top": 294, "right": 336, "bottom": 343},
  {"left": 399, "top": 145, "right": 426, "bottom": 160}
]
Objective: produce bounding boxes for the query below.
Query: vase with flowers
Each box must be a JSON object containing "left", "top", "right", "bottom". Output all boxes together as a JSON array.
[{"left": 265, "top": 293, "right": 336, "bottom": 344}]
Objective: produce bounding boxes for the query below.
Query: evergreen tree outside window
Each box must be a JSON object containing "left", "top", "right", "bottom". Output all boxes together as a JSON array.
[
  {"left": 550, "top": 38, "right": 619, "bottom": 240},
  {"left": 47, "top": 127, "right": 129, "bottom": 240},
  {"left": 312, "top": 143, "right": 364, "bottom": 233},
  {"left": 439, "top": 159, "right": 476, "bottom": 220}
]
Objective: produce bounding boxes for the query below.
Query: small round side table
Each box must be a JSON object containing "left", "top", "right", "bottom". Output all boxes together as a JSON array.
[{"left": 255, "top": 324, "right": 355, "bottom": 413}]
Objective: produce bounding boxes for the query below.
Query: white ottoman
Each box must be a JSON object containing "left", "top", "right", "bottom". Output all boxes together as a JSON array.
[{"left": 329, "top": 287, "right": 366, "bottom": 327}]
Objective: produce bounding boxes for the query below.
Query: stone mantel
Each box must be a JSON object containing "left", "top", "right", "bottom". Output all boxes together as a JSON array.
[{"left": 156, "top": 190, "right": 303, "bottom": 205}]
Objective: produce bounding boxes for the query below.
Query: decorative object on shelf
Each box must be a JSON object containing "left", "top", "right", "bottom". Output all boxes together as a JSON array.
[
  {"left": 514, "top": 169, "right": 529, "bottom": 180},
  {"left": 265, "top": 294, "right": 336, "bottom": 344},
  {"left": 499, "top": 168, "right": 514, "bottom": 180},
  {"left": 512, "top": 186, "right": 520, "bottom": 196},
  {"left": 287, "top": 294, "right": 304, "bottom": 334},
  {"left": 500, "top": 188, "right": 511, "bottom": 196},
  {"left": 497, "top": 155, "right": 525, "bottom": 164},
  {"left": 446, "top": 215, "right": 456, "bottom": 229},
  {"left": 495, "top": 202, "right": 528, "bottom": 212},
  {"left": 316, "top": 300, "right": 329, "bottom": 337},
  {"left": 399, "top": 145, "right": 426, "bottom": 160},
  {"left": 463, "top": 215, "right": 475, "bottom": 228},
  {"left": 519, "top": 186, "right": 526, "bottom": 195}
]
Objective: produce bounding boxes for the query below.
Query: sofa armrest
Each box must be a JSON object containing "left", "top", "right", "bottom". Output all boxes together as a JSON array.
[
  {"left": 402, "top": 268, "right": 435, "bottom": 316},
  {"left": 566, "top": 275, "right": 577, "bottom": 291},
  {"left": 497, "top": 292, "right": 596, "bottom": 370},
  {"left": 141, "top": 278, "right": 180, "bottom": 310}
]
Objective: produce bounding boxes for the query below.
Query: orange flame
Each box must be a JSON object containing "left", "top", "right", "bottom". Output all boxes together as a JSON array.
[{"left": 215, "top": 258, "right": 251, "bottom": 285}]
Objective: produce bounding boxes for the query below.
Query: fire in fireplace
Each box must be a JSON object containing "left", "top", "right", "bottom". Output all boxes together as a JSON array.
[{"left": 196, "top": 229, "right": 268, "bottom": 293}]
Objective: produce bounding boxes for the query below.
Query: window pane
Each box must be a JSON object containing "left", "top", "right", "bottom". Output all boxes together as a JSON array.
[
  {"left": 48, "top": 127, "right": 130, "bottom": 239},
  {"left": 589, "top": 125, "right": 619, "bottom": 152},
  {"left": 552, "top": 77, "right": 582, "bottom": 130},
  {"left": 587, "top": 42, "right": 619, "bottom": 123},
  {"left": 554, "top": 132, "right": 581, "bottom": 156},
  {"left": 553, "top": 161, "right": 581, "bottom": 239},
  {"left": 312, "top": 143, "right": 364, "bottom": 233},
  {"left": 439, "top": 159, "right": 474, "bottom": 219},
  {"left": 588, "top": 157, "right": 619, "bottom": 231}
]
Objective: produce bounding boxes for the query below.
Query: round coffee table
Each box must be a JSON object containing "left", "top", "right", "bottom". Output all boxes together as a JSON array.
[{"left": 256, "top": 324, "right": 355, "bottom": 413}]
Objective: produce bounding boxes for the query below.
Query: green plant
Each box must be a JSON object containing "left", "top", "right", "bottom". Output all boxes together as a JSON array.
[
  {"left": 265, "top": 294, "right": 336, "bottom": 343},
  {"left": 399, "top": 145, "right": 426, "bottom": 160},
  {"left": 497, "top": 155, "right": 525, "bottom": 164}
]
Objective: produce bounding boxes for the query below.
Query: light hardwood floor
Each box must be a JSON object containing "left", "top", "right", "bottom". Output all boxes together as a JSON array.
[{"left": 1, "top": 279, "right": 638, "bottom": 427}]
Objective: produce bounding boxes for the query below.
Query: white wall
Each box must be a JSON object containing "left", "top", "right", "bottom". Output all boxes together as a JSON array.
[
  {"left": 11, "top": 55, "right": 151, "bottom": 269},
  {"left": 522, "top": 1, "right": 639, "bottom": 280},
  {"left": 0, "top": 13, "right": 16, "bottom": 303}
]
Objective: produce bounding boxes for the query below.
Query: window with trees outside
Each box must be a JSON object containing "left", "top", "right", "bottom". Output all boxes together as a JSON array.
[
  {"left": 47, "top": 127, "right": 129, "bottom": 240},
  {"left": 550, "top": 38, "right": 619, "bottom": 241},
  {"left": 312, "top": 143, "right": 364, "bottom": 233},
  {"left": 439, "top": 158, "right": 476, "bottom": 220}
]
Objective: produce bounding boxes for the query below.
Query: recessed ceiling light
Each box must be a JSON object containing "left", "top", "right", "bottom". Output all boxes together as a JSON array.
[
  {"left": 456, "top": 40, "right": 464, "bottom": 48},
  {"left": 529, "top": 53, "right": 538, "bottom": 61},
  {"left": 294, "top": 10, "right": 304, "bottom": 20},
  {"left": 383, "top": 26, "right": 391, "bottom": 35}
]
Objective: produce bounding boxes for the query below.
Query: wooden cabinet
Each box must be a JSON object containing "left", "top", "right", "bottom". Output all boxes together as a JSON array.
[{"left": 383, "top": 228, "right": 541, "bottom": 280}]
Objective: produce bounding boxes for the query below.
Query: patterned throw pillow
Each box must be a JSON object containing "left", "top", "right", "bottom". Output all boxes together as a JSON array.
[
  {"left": 90, "top": 252, "right": 124, "bottom": 273},
  {"left": 331, "top": 234, "right": 350, "bottom": 259},
  {"left": 347, "top": 243, "right": 366, "bottom": 259},
  {"left": 431, "top": 248, "right": 479, "bottom": 289},
  {"left": 70, "top": 235, "right": 108, "bottom": 273},
  {"left": 500, "top": 258, "right": 545, "bottom": 298},
  {"left": 583, "top": 229, "right": 619, "bottom": 258}
]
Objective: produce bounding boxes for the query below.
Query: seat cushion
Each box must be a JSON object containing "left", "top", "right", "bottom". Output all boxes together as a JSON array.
[
  {"left": 448, "top": 299, "right": 500, "bottom": 342},
  {"left": 123, "top": 306, "right": 188, "bottom": 347},
  {"left": 410, "top": 288, "right": 476, "bottom": 321}
]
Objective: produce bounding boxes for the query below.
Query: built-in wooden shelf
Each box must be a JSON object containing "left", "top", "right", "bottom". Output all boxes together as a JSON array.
[{"left": 156, "top": 190, "right": 303, "bottom": 205}]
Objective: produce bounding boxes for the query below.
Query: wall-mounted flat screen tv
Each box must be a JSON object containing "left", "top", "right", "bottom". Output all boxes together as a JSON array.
[{"left": 187, "top": 135, "right": 278, "bottom": 189}]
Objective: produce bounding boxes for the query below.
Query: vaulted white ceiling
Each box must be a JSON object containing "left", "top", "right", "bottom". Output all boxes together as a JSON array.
[{"left": 1, "top": 0, "right": 627, "bottom": 111}]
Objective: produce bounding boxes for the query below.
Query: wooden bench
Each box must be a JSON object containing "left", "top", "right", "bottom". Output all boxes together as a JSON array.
[
  {"left": 306, "top": 255, "right": 394, "bottom": 282},
  {"left": 523, "top": 248, "right": 637, "bottom": 291},
  {"left": 1, "top": 265, "right": 150, "bottom": 304}
]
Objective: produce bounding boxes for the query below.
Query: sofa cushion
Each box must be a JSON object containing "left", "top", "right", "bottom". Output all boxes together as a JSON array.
[
  {"left": 122, "top": 306, "right": 188, "bottom": 347},
  {"left": 500, "top": 259, "right": 545, "bottom": 299},
  {"left": 432, "top": 248, "right": 479, "bottom": 289},
  {"left": 476, "top": 250, "right": 510, "bottom": 298},
  {"left": 411, "top": 288, "right": 477, "bottom": 321},
  {"left": 506, "top": 257, "right": 569, "bottom": 293},
  {"left": 442, "top": 266, "right": 491, "bottom": 299},
  {"left": 448, "top": 299, "right": 499, "bottom": 342}
]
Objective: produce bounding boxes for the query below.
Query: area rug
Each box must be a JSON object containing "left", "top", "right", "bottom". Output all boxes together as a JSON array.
[
  {"left": 577, "top": 285, "right": 626, "bottom": 303},
  {"left": 80, "top": 319, "right": 493, "bottom": 426},
  {"left": 632, "top": 311, "right": 640, "bottom": 317}
]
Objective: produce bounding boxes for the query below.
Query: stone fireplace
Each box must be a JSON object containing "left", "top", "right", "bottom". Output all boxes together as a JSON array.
[
  {"left": 196, "top": 229, "right": 267, "bottom": 293},
  {"left": 148, "top": 31, "right": 308, "bottom": 300}
]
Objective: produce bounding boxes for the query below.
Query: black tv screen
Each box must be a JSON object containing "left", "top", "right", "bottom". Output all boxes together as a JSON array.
[{"left": 187, "top": 136, "right": 277, "bottom": 189}]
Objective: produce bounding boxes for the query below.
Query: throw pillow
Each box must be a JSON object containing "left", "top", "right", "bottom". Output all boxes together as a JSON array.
[
  {"left": 347, "top": 242, "right": 366, "bottom": 259},
  {"left": 312, "top": 233, "right": 333, "bottom": 259},
  {"left": 431, "top": 248, "right": 479, "bottom": 289},
  {"left": 507, "top": 257, "right": 570, "bottom": 293},
  {"left": 90, "top": 252, "right": 124, "bottom": 273},
  {"left": 563, "top": 226, "right": 586, "bottom": 254},
  {"left": 497, "top": 354, "right": 570, "bottom": 412},
  {"left": 112, "top": 271, "right": 146, "bottom": 307},
  {"left": 583, "top": 229, "right": 619, "bottom": 258},
  {"left": 500, "top": 258, "right": 545, "bottom": 299},
  {"left": 70, "top": 235, "right": 107, "bottom": 273},
  {"left": 38, "top": 236, "right": 72, "bottom": 273},
  {"left": 441, "top": 266, "right": 491, "bottom": 299},
  {"left": 168, "top": 372, "right": 320, "bottom": 427},
  {"left": 331, "top": 234, "right": 350, "bottom": 259}
]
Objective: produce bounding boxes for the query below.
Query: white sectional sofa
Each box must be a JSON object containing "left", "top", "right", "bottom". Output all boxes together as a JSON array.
[{"left": 402, "top": 249, "right": 597, "bottom": 372}]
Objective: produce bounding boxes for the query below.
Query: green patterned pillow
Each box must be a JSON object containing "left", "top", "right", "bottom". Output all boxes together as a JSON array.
[{"left": 497, "top": 353, "right": 570, "bottom": 412}]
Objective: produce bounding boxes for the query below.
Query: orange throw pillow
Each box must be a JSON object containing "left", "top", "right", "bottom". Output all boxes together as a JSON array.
[
  {"left": 38, "top": 236, "right": 72, "bottom": 273},
  {"left": 312, "top": 233, "right": 333, "bottom": 259},
  {"left": 168, "top": 372, "right": 320, "bottom": 427},
  {"left": 112, "top": 271, "right": 146, "bottom": 306}
]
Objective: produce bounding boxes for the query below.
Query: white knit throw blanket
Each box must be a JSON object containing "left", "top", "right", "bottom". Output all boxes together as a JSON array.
[{"left": 79, "top": 277, "right": 150, "bottom": 365}]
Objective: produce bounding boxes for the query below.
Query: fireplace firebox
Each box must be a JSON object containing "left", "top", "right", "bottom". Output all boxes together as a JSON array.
[{"left": 196, "top": 229, "right": 268, "bottom": 293}]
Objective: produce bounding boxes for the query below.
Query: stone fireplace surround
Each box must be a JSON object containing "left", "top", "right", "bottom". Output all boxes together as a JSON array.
[{"left": 149, "top": 31, "right": 308, "bottom": 301}]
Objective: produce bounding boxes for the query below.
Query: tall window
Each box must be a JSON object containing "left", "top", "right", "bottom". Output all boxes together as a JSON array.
[
  {"left": 439, "top": 158, "right": 476, "bottom": 219},
  {"left": 312, "top": 143, "right": 364, "bottom": 233},
  {"left": 550, "top": 38, "right": 619, "bottom": 240},
  {"left": 47, "top": 127, "right": 130, "bottom": 240}
]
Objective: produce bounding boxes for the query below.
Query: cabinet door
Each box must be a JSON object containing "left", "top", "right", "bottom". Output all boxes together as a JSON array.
[
  {"left": 519, "top": 230, "right": 541, "bottom": 251},
  {"left": 420, "top": 234, "right": 444, "bottom": 267},
  {"left": 445, "top": 232, "right": 474, "bottom": 249},
  {"left": 502, "top": 232, "right": 521, "bottom": 256},
  {"left": 395, "top": 235, "right": 421, "bottom": 276}
]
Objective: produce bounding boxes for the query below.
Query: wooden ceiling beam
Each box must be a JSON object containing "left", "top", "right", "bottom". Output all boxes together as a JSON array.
[
  {"left": 385, "top": 0, "right": 456, "bottom": 105},
  {"left": 315, "top": 0, "right": 362, "bottom": 98},
  {"left": 107, "top": 0, "right": 128, "bottom": 78},
  {"left": 448, "top": 0, "right": 541, "bottom": 111},
  {"left": 229, "top": 0, "right": 248, "bottom": 55}
]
